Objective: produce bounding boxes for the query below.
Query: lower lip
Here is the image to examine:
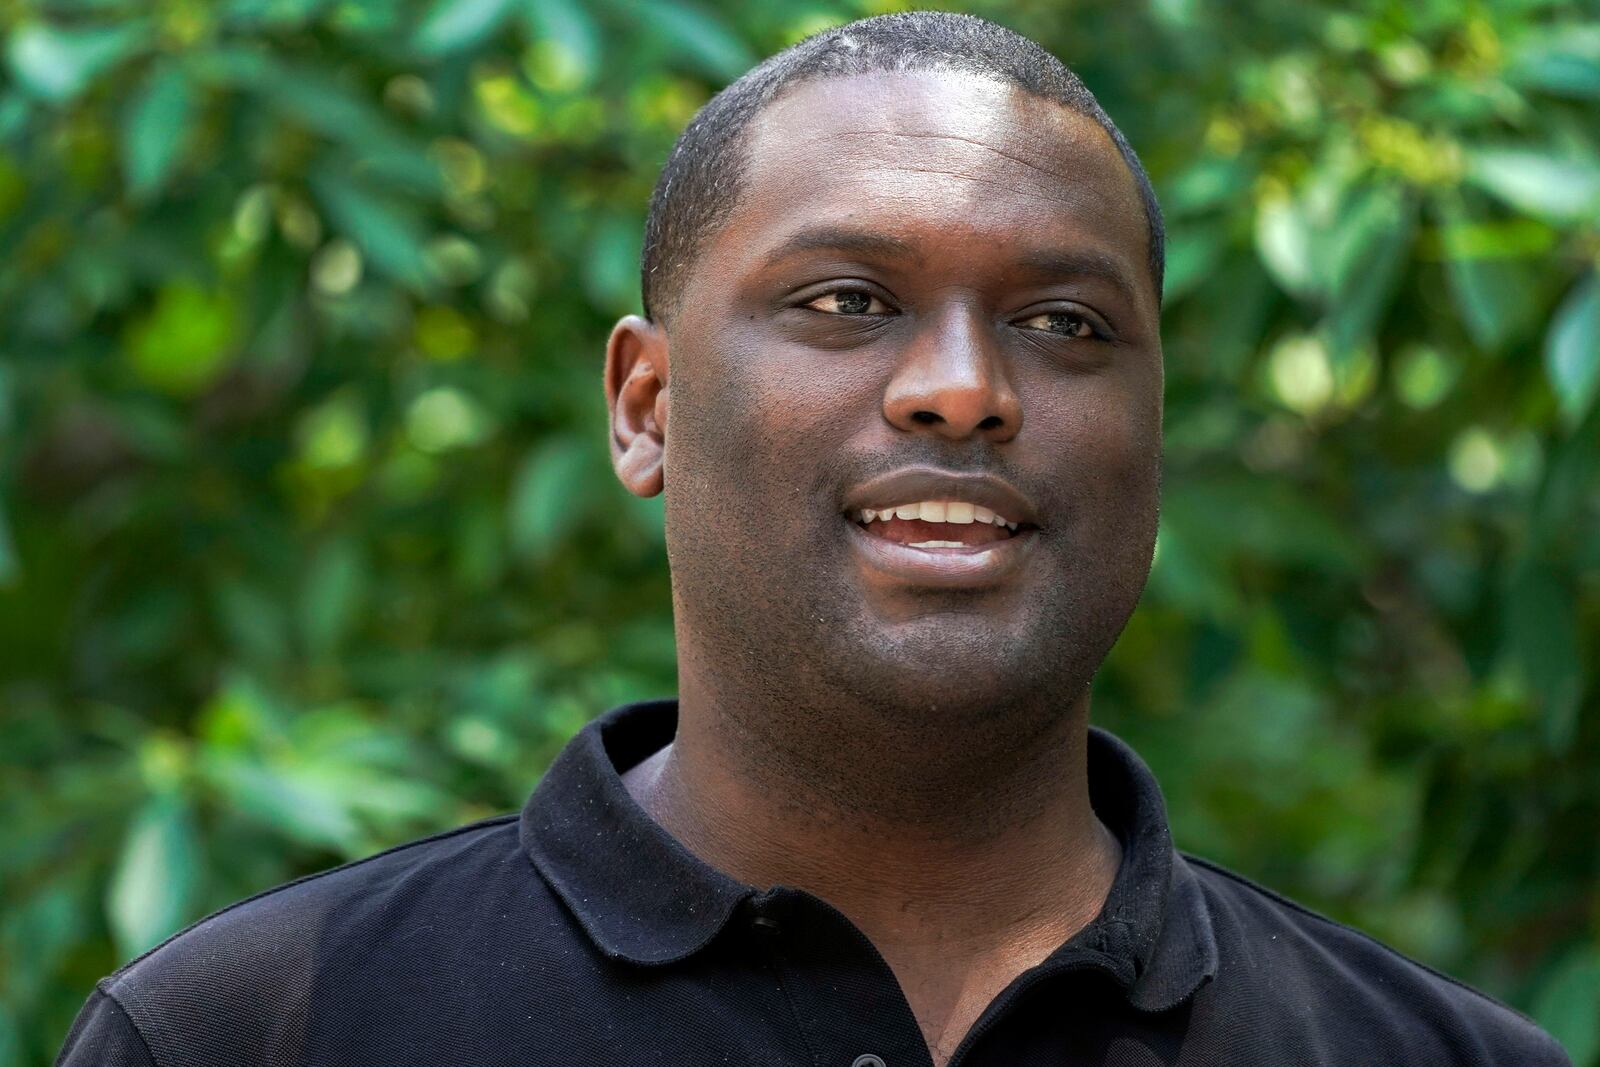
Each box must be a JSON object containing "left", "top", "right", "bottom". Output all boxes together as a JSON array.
[{"left": 845, "top": 519, "right": 1036, "bottom": 588}]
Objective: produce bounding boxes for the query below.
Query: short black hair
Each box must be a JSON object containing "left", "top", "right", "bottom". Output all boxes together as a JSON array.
[{"left": 639, "top": 10, "right": 1165, "bottom": 325}]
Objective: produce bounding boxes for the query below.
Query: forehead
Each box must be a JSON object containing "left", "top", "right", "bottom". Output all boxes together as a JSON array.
[{"left": 701, "top": 69, "right": 1151, "bottom": 306}]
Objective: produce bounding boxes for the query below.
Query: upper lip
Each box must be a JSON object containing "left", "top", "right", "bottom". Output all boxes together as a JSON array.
[{"left": 841, "top": 467, "right": 1042, "bottom": 528}]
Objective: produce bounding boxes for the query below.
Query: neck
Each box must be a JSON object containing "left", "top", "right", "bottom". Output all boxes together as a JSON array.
[{"left": 621, "top": 668, "right": 1120, "bottom": 958}]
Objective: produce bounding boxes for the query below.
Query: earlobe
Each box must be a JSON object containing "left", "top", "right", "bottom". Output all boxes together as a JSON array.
[{"left": 603, "top": 315, "right": 669, "bottom": 499}]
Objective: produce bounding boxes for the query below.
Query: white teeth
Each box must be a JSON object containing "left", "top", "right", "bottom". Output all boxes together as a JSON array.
[
  {"left": 855, "top": 500, "right": 1021, "bottom": 527},
  {"left": 909, "top": 540, "right": 966, "bottom": 548}
]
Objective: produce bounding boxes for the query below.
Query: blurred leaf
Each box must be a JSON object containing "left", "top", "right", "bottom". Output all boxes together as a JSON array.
[
  {"left": 1506, "top": 560, "right": 1584, "bottom": 752},
  {"left": 1163, "top": 224, "right": 1227, "bottom": 304},
  {"left": 1440, "top": 228, "right": 1538, "bottom": 352},
  {"left": 0, "top": 92, "right": 27, "bottom": 143},
  {"left": 0, "top": 495, "right": 17, "bottom": 587},
  {"left": 122, "top": 63, "right": 195, "bottom": 201},
  {"left": 216, "top": 759, "right": 363, "bottom": 853},
  {"left": 509, "top": 437, "right": 591, "bottom": 561},
  {"left": 582, "top": 213, "right": 643, "bottom": 313},
  {"left": 311, "top": 169, "right": 434, "bottom": 291},
  {"left": 1255, "top": 195, "right": 1315, "bottom": 300},
  {"left": 1545, "top": 272, "right": 1600, "bottom": 430},
  {"left": 0, "top": 1002, "right": 19, "bottom": 1067},
  {"left": 1532, "top": 946, "right": 1600, "bottom": 1067},
  {"left": 224, "top": 0, "right": 336, "bottom": 28},
  {"left": 1164, "top": 157, "right": 1250, "bottom": 216},
  {"left": 108, "top": 795, "right": 201, "bottom": 959},
  {"left": 1326, "top": 186, "right": 1413, "bottom": 352},
  {"left": 5, "top": 22, "right": 145, "bottom": 102},
  {"left": 212, "top": 579, "right": 291, "bottom": 666},
  {"left": 122, "top": 283, "right": 240, "bottom": 396},
  {"left": 643, "top": 0, "right": 757, "bottom": 81},
  {"left": 1507, "top": 28, "right": 1600, "bottom": 100},
  {"left": 1467, "top": 148, "right": 1600, "bottom": 223},
  {"left": 522, "top": 0, "right": 601, "bottom": 83},
  {"left": 415, "top": 0, "right": 521, "bottom": 57},
  {"left": 208, "top": 54, "right": 436, "bottom": 174},
  {"left": 300, "top": 537, "right": 368, "bottom": 659}
]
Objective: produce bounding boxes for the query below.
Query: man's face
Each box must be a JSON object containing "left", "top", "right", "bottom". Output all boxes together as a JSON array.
[{"left": 652, "top": 69, "right": 1161, "bottom": 716}]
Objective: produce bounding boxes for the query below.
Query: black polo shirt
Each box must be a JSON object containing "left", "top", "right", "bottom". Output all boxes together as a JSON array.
[{"left": 58, "top": 699, "right": 1568, "bottom": 1067}]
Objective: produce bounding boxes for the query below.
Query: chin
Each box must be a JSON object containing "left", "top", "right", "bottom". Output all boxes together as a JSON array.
[{"left": 821, "top": 610, "right": 1097, "bottom": 718}]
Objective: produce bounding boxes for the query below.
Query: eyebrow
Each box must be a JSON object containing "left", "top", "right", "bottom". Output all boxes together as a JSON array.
[
  {"left": 760, "top": 225, "right": 923, "bottom": 271},
  {"left": 761, "top": 224, "right": 1142, "bottom": 303},
  {"left": 1013, "top": 249, "right": 1140, "bottom": 303}
]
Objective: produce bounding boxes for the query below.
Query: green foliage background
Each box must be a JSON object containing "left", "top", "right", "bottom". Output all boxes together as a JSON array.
[{"left": 1, "top": 0, "right": 1597, "bottom": 1062}]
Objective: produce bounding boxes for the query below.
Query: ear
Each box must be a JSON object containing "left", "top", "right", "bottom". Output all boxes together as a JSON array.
[{"left": 603, "top": 314, "right": 670, "bottom": 498}]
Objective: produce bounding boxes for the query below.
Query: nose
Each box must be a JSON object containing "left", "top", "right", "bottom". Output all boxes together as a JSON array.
[{"left": 882, "top": 306, "right": 1022, "bottom": 442}]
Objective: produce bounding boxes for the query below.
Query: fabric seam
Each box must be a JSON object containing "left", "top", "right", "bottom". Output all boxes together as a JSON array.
[
  {"left": 762, "top": 937, "right": 826, "bottom": 1067},
  {"left": 95, "top": 979, "right": 166, "bottom": 1067}
]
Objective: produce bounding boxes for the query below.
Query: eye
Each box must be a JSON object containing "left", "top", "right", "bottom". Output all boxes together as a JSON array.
[
  {"left": 804, "top": 289, "right": 893, "bottom": 315},
  {"left": 1015, "top": 310, "right": 1099, "bottom": 339}
]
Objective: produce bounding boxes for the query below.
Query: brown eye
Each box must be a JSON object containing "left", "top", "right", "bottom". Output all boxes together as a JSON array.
[
  {"left": 1018, "top": 311, "right": 1096, "bottom": 338},
  {"left": 807, "top": 290, "right": 890, "bottom": 315}
]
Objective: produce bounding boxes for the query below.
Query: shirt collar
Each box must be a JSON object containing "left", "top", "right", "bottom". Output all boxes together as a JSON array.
[{"left": 521, "top": 699, "right": 1217, "bottom": 1006}]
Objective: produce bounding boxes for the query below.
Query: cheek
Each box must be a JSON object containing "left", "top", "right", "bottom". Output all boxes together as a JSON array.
[
  {"left": 664, "top": 334, "right": 882, "bottom": 521},
  {"left": 1029, "top": 368, "right": 1162, "bottom": 533}
]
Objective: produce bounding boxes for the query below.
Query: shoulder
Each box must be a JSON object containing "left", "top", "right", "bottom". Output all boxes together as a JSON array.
[
  {"left": 1183, "top": 854, "right": 1571, "bottom": 1066},
  {"left": 84, "top": 814, "right": 556, "bottom": 1067}
]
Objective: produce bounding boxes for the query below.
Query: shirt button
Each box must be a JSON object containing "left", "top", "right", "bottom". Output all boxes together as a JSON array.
[{"left": 851, "top": 1056, "right": 886, "bottom": 1067}]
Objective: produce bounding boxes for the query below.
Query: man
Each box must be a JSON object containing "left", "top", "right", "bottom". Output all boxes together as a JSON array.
[{"left": 58, "top": 12, "right": 1568, "bottom": 1067}]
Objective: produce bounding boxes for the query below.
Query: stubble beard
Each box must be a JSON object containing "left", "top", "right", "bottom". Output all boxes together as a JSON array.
[{"left": 665, "top": 491, "right": 1155, "bottom": 826}]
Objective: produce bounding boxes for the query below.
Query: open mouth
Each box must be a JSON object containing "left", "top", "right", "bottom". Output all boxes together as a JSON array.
[{"left": 851, "top": 500, "right": 1031, "bottom": 549}]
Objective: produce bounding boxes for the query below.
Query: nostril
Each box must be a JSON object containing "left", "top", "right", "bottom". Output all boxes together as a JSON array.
[
  {"left": 977, "top": 415, "right": 1003, "bottom": 431},
  {"left": 911, "top": 410, "right": 943, "bottom": 425}
]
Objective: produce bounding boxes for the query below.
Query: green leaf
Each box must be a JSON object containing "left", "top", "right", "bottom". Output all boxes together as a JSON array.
[
  {"left": 1545, "top": 272, "right": 1600, "bottom": 429},
  {"left": 509, "top": 437, "right": 591, "bottom": 561},
  {"left": 1326, "top": 186, "right": 1413, "bottom": 352},
  {"left": 1254, "top": 195, "right": 1316, "bottom": 301},
  {"left": 644, "top": 0, "right": 756, "bottom": 81},
  {"left": 1506, "top": 560, "right": 1585, "bottom": 751},
  {"left": 416, "top": 0, "right": 521, "bottom": 57},
  {"left": 1507, "top": 28, "right": 1600, "bottom": 100},
  {"left": 206, "top": 756, "right": 361, "bottom": 852},
  {"left": 108, "top": 796, "right": 201, "bottom": 959},
  {"left": 311, "top": 168, "right": 434, "bottom": 291},
  {"left": 223, "top": 0, "right": 336, "bottom": 29},
  {"left": 122, "top": 63, "right": 195, "bottom": 200},
  {"left": 1532, "top": 946, "right": 1600, "bottom": 1067},
  {"left": 1163, "top": 157, "right": 1249, "bottom": 216},
  {"left": 300, "top": 537, "right": 367, "bottom": 658},
  {"left": 212, "top": 578, "right": 290, "bottom": 666},
  {"left": 1467, "top": 148, "right": 1600, "bottom": 223},
  {"left": 206, "top": 54, "right": 436, "bottom": 177},
  {"left": 1162, "top": 224, "right": 1226, "bottom": 305},
  {"left": 1437, "top": 199, "right": 1539, "bottom": 352},
  {"left": 0, "top": 493, "right": 16, "bottom": 587},
  {"left": 0, "top": 1002, "right": 19, "bottom": 1067},
  {"left": 582, "top": 213, "right": 643, "bottom": 314},
  {"left": 122, "top": 282, "right": 240, "bottom": 396},
  {"left": 5, "top": 21, "right": 145, "bottom": 102},
  {"left": 522, "top": 0, "right": 601, "bottom": 84}
]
